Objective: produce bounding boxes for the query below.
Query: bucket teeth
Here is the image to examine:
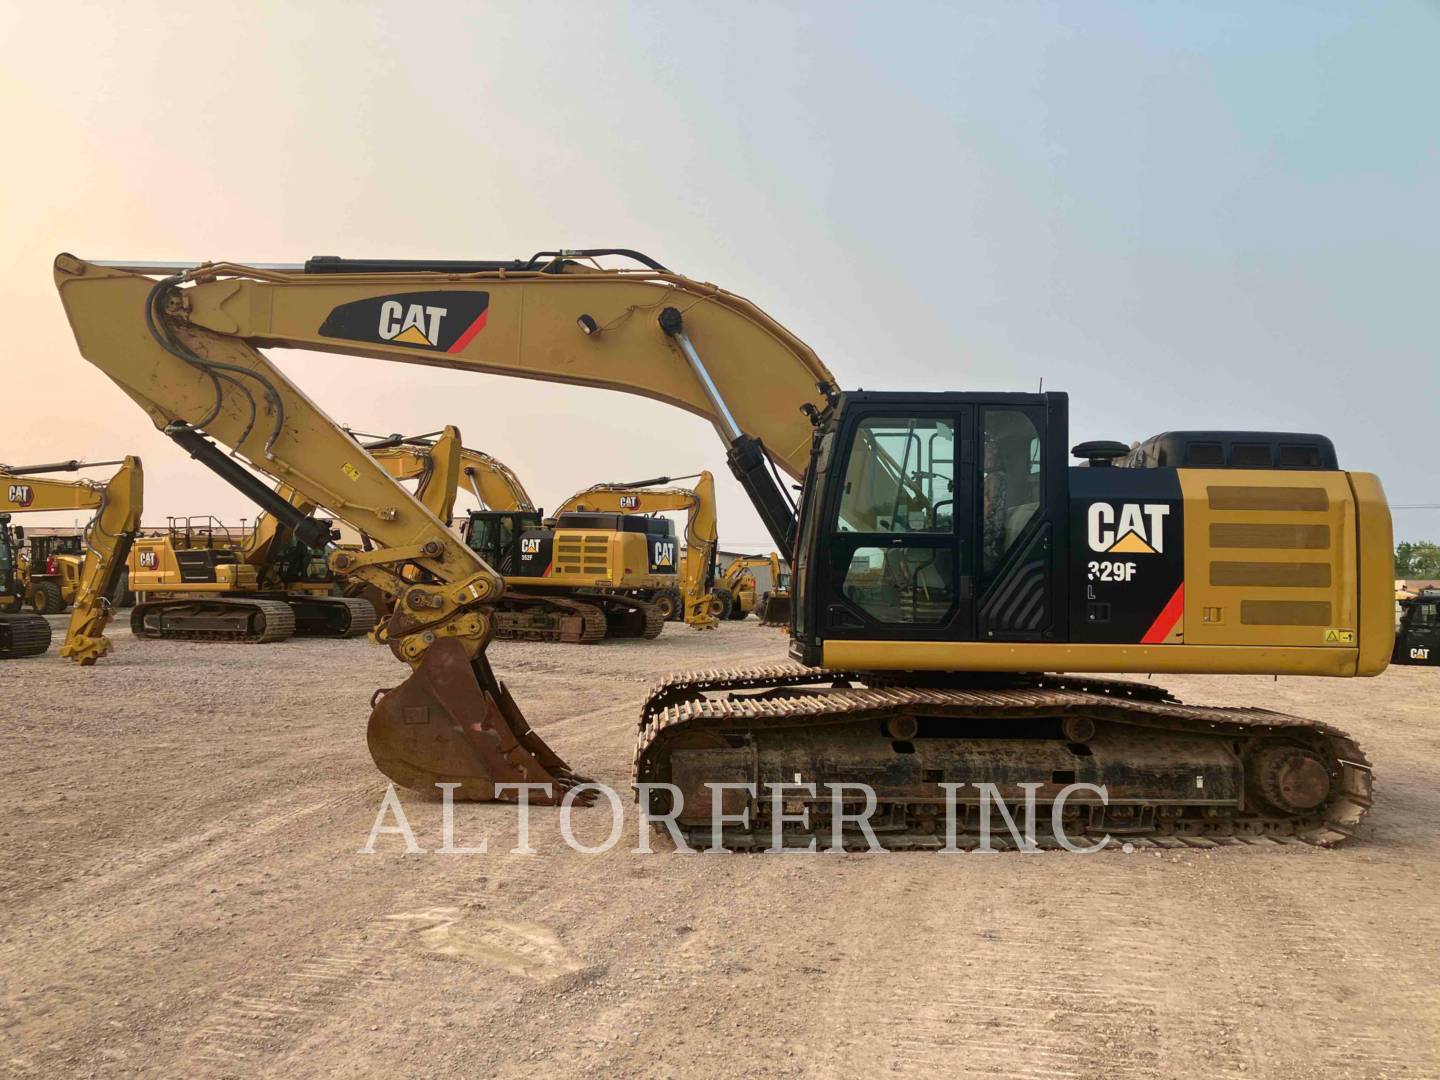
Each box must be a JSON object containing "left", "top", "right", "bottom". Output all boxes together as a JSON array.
[{"left": 367, "top": 637, "right": 589, "bottom": 803}]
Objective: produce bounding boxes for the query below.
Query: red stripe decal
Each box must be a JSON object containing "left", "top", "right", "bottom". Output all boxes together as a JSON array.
[
  {"left": 446, "top": 309, "right": 489, "bottom": 353},
  {"left": 1140, "top": 583, "right": 1185, "bottom": 644}
]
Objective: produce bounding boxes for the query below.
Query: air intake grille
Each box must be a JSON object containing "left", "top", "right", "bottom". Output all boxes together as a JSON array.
[{"left": 555, "top": 535, "right": 612, "bottom": 578}]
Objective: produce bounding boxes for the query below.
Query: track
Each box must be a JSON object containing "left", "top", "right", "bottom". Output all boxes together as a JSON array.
[
  {"left": 290, "top": 595, "right": 378, "bottom": 638},
  {"left": 493, "top": 594, "right": 608, "bottom": 644},
  {"left": 0, "top": 613, "right": 52, "bottom": 658},
  {"left": 131, "top": 597, "right": 297, "bottom": 643},
  {"left": 635, "top": 665, "right": 1372, "bottom": 850}
]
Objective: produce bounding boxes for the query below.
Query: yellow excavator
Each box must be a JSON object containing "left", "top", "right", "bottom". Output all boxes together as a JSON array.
[
  {"left": 54, "top": 250, "right": 1390, "bottom": 847},
  {"left": 363, "top": 429, "right": 667, "bottom": 642},
  {"left": 0, "top": 456, "right": 144, "bottom": 663},
  {"left": 551, "top": 472, "right": 720, "bottom": 628},
  {"left": 126, "top": 484, "right": 376, "bottom": 643}
]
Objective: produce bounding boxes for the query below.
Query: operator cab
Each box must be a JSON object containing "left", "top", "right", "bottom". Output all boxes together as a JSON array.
[
  {"left": 28, "top": 533, "right": 83, "bottom": 575},
  {"left": 789, "top": 391, "right": 1345, "bottom": 665},
  {"left": 463, "top": 510, "right": 544, "bottom": 576}
]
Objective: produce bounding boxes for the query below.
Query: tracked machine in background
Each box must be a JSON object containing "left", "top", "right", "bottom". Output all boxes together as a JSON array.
[
  {"left": 550, "top": 472, "right": 722, "bottom": 628},
  {"left": 54, "top": 251, "right": 1391, "bottom": 845},
  {"left": 1393, "top": 587, "right": 1439, "bottom": 666},
  {"left": 365, "top": 428, "right": 667, "bottom": 643},
  {"left": 0, "top": 457, "right": 144, "bottom": 663},
  {"left": 127, "top": 487, "right": 375, "bottom": 643},
  {"left": 0, "top": 515, "right": 51, "bottom": 658}
]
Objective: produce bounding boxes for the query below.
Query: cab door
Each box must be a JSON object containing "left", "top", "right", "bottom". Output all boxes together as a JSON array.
[
  {"left": 818, "top": 408, "right": 973, "bottom": 641},
  {"left": 811, "top": 395, "right": 1063, "bottom": 646}
]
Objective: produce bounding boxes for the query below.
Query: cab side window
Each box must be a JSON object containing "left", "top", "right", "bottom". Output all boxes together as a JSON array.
[
  {"left": 836, "top": 418, "right": 955, "bottom": 534},
  {"left": 980, "top": 409, "right": 1042, "bottom": 576},
  {"left": 832, "top": 416, "right": 959, "bottom": 626}
]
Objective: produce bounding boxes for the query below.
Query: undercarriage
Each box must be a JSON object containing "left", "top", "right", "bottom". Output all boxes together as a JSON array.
[
  {"left": 130, "top": 594, "right": 376, "bottom": 643},
  {"left": 635, "top": 666, "right": 1373, "bottom": 851}
]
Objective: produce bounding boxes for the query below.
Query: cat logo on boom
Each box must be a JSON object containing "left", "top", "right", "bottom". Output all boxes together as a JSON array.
[
  {"left": 318, "top": 290, "right": 491, "bottom": 354},
  {"left": 1087, "top": 503, "right": 1171, "bottom": 555},
  {"left": 619, "top": 495, "right": 641, "bottom": 510},
  {"left": 6, "top": 484, "right": 34, "bottom": 508},
  {"left": 378, "top": 300, "right": 447, "bottom": 347}
]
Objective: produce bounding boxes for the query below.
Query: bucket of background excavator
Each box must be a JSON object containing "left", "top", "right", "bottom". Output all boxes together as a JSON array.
[
  {"left": 367, "top": 636, "right": 592, "bottom": 804},
  {"left": 760, "top": 594, "right": 792, "bottom": 627}
]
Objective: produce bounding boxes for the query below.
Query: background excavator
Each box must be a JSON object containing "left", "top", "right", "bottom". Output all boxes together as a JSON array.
[
  {"left": 364, "top": 429, "right": 668, "bottom": 642},
  {"left": 1392, "top": 588, "right": 1438, "bottom": 666},
  {"left": 54, "top": 250, "right": 1391, "bottom": 846},
  {"left": 126, "top": 484, "right": 375, "bottom": 644},
  {"left": 0, "top": 456, "right": 144, "bottom": 663},
  {"left": 550, "top": 472, "right": 721, "bottom": 628}
]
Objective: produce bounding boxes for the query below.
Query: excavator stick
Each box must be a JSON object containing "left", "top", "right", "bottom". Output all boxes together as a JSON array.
[{"left": 367, "top": 638, "right": 593, "bottom": 803}]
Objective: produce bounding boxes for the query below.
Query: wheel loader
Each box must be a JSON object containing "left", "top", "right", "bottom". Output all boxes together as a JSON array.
[
  {"left": 365, "top": 429, "right": 667, "bottom": 642},
  {"left": 53, "top": 250, "right": 1390, "bottom": 847},
  {"left": 0, "top": 456, "right": 144, "bottom": 663}
]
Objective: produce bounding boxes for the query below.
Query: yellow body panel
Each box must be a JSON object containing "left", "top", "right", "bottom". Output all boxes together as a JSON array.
[
  {"left": 1350, "top": 471, "right": 1395, "bottom": 675},
  {"left": 1179, "top": 469, "right": 1358, "bottom": 649},
  {"left": 128, "top": 534, "right": 264, "bottom": 593}
]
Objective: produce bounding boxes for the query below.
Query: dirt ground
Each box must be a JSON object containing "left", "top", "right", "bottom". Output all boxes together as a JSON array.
[{"left": 2, "top": 617, "right": 1438, "bottom": 1079}]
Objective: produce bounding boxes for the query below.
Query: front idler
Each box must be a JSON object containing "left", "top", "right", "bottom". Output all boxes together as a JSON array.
[{"left": 367, "top": 636, "right": 594, "bottom": 804}]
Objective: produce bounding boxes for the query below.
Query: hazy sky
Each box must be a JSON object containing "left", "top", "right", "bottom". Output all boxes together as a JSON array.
[{"left": 2, "top": 2, "right": 1436, "bottom": 545}]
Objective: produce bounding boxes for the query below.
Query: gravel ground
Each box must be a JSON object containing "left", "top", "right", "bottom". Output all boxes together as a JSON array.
[{"left": 2, "top": 616, "right": 1438, "bottom": 1078}]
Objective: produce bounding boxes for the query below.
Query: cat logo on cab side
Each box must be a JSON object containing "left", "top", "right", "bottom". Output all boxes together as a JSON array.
[{"left": 1087, "top": 503, "right": 1171, "bottom": 555}]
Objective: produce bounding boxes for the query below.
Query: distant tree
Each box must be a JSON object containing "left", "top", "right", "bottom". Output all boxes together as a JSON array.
[{"left": 1396, "top": 541, "right": 1440, "bottom": 578}]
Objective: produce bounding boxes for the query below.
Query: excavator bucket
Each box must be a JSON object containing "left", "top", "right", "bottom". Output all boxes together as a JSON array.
[
  {"left": 759, "top": 593, "right": 792, "bottom": 627},
  {"left": 367, "top": 637, "right": 592, "bottom": 803}
]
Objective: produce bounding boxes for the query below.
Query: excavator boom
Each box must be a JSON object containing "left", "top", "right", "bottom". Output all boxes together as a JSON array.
[{"left": 368, "top": 431, "right": 536, "bottom": 518}]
